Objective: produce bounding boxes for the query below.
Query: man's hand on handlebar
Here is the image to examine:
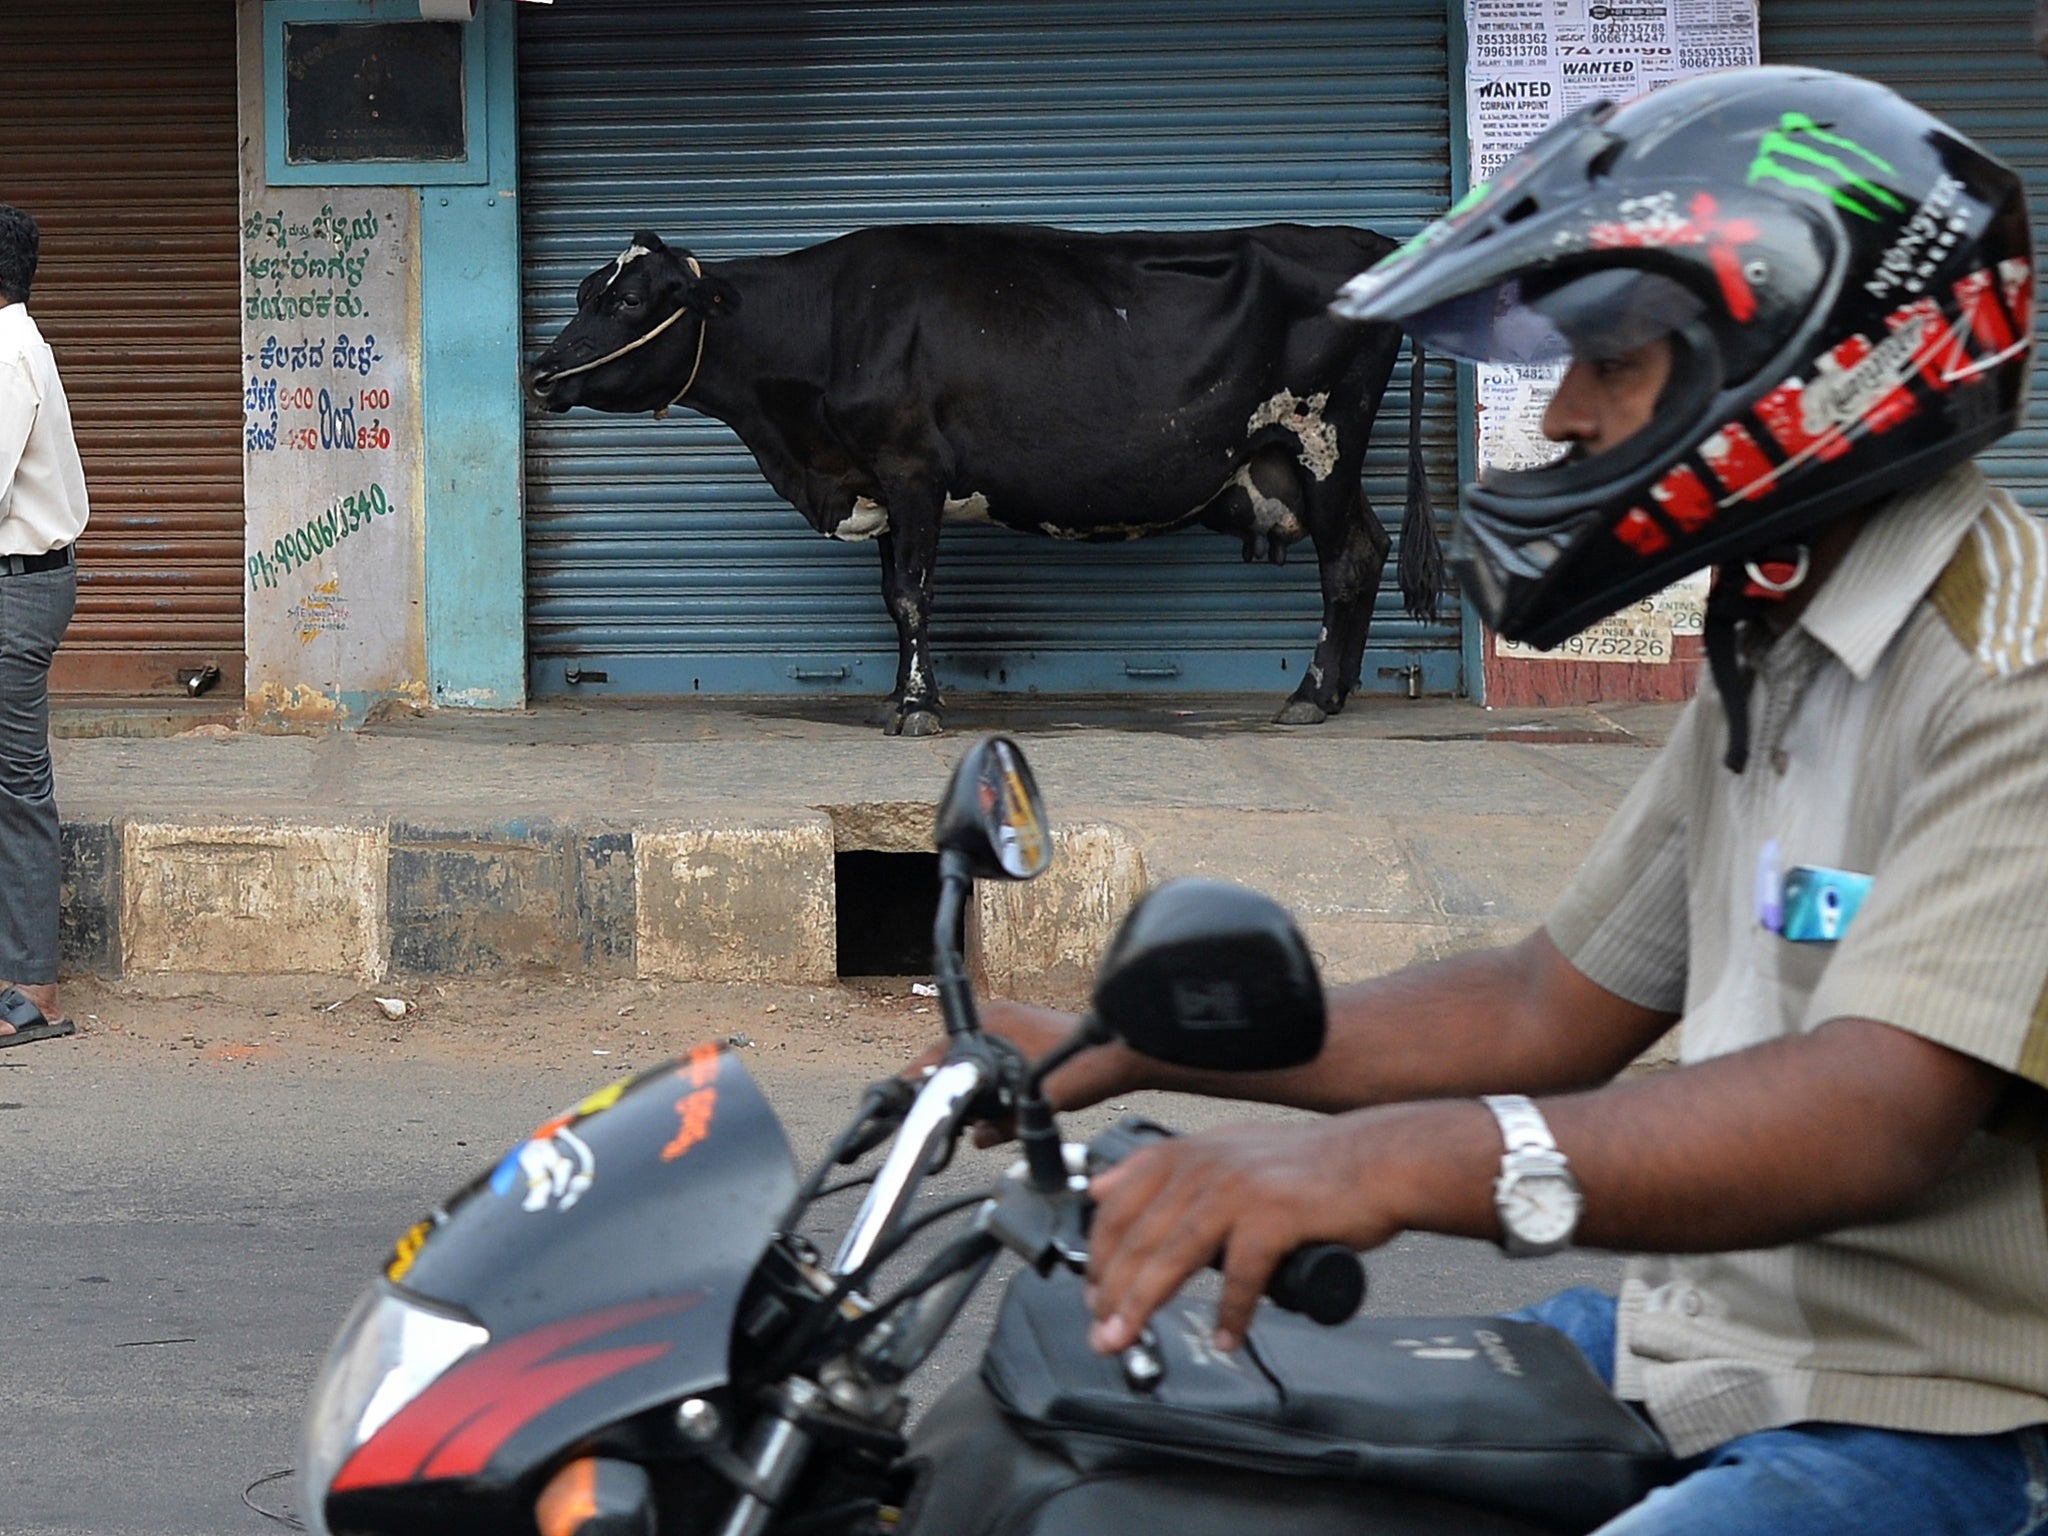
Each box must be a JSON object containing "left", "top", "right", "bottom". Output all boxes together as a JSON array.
[
  {"left": 906, "top": 1001, "right": 1147, "bottom": 1146},
  {"left": 1085, "top": 1104, "right": 1480, "bottom": 1356}
]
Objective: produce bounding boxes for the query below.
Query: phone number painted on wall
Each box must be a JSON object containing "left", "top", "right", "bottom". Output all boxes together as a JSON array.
[{"left": 247, "top": 484, "right": 393, "bottom": 592}]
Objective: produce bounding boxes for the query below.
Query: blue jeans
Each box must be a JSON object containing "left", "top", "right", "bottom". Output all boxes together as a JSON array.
[{"left": 1509, "top": 1288, "right": 2048, "bottom": 1536}]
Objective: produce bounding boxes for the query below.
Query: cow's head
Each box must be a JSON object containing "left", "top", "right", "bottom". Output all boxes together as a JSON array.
[{"left": 525, "top": 231, "right": 740, "bottom": 415}]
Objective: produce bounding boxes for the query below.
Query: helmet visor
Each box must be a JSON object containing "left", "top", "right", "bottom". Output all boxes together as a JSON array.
[{"left": 1402, "top": 269, "right": 1706, "bottom": 367}]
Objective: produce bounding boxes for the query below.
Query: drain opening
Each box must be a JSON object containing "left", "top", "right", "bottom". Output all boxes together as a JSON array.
[{"left": 835, "top": 850, "right": 941, "bottom": 977}]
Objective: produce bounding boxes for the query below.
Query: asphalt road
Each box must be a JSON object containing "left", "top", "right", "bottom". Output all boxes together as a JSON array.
[{"left": 1, "top": 979, "right": 1622, "bottom": 1536}]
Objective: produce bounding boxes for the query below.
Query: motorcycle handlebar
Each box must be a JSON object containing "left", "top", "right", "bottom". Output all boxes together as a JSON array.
[{"left": 1084, "top": 1116, "right": 1366, "bottom": 1327}]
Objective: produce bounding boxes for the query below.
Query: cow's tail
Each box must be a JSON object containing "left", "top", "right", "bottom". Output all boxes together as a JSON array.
[{"left": 1397, "top": 340, "right": 1446, "bottom": 624}]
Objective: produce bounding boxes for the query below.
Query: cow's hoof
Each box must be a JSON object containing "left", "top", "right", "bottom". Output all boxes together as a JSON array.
[
  {"left": 1274, "top": 697, "right": 1331, "bottom": 726},
  {"left": 892, "top": 707, "right": 945, "bottom": 738},
  {"left": 868, "top": 695, "right": 905, "bottom": 728}
]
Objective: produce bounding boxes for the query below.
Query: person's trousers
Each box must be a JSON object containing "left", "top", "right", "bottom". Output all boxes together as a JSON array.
[
  {"left": 0, "top": 563, "right": 74, "bottom": 984},
  {"left": 1511, "top": 1287, "right": 2048, "bottom": 1536}
]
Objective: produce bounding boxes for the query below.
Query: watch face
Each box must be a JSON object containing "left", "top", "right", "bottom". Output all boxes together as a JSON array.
[{"left": 1502, "top": 1171, "right": 1581, "bottom": 1246}]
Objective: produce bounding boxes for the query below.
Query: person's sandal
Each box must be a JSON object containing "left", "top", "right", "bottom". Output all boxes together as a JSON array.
[{"left": 0, "top": 986, "right": 74, "bottom": 1047}]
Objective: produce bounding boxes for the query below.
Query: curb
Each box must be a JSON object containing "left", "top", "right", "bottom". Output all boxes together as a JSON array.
[{"left": 58, "top": 813, "right": 1148, "bottom": 991}]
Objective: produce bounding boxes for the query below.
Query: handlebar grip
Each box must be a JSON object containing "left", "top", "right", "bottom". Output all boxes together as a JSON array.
[
  {"left": 1085, "top": 1116, "right": 1367, "bottom": 1326},
  {"left": 1265, "top": 1242, "right": 1367, "bottom": 1324},
  {"left": 1083, "top": 1114, "right": 1176, "bottom": 1174}
]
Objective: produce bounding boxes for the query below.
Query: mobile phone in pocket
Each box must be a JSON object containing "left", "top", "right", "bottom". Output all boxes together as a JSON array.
[{"left": 1780, "top": 865, "right": 1873, "bottom": 943}]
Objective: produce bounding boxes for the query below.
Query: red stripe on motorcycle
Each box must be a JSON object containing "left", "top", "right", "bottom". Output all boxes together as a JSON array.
[{"left": 333, "top": 1295, "right": 695, "bottom": 1491}]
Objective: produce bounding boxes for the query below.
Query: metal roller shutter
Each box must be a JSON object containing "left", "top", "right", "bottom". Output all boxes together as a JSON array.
[
  {"left": 1761, "top": 3, "right": 2048, "bottom": 512},
  {"left": 519, "top": 0, "right": 1458, "bottom": 702},
  {"left": 0, "top": 3, "right": 245, "bottom": 697}
]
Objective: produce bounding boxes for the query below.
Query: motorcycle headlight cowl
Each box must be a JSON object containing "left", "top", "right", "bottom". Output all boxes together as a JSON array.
[{"left": 299, "top": 1283, "right": 489, "bottom": 1536}]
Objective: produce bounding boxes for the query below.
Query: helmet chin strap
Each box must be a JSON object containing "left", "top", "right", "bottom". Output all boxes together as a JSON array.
[{"left": 1703, "top": 543, "right": 1811, "bottom": 773}]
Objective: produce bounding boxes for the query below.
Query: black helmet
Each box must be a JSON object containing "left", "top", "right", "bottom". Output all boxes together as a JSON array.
[{"left": 1333, "top": 65, "right": 2034, "bottom": 648}]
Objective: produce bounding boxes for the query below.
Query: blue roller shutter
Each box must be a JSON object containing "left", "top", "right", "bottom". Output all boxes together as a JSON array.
[
  {"left": 1760, "top": 2, "right": 2048, "bottom": 511},
  {"left": 518, "top": 1, "right": 1457, "bottom": 701}
]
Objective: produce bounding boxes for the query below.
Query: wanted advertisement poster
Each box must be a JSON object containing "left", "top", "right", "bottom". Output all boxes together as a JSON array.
[{"left": 1466, "top": 0, "right": 1757, "bottom": 661}]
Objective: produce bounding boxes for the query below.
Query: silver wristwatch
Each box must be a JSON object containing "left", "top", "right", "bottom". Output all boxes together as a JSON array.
[{"left": 1481, "top": 1094, "right": 1582, "bottom": 1258}]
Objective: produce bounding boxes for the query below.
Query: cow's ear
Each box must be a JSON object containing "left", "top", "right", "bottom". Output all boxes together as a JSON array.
[
  {"left": 633, "top": 230, "right": 668, "bottom": 252},
  {"left": 687, "top": 274, "right": 742, "bottom": 317}
]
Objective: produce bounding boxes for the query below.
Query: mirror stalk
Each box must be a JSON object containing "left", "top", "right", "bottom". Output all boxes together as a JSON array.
[
  {"left": 933, "top": 855, "right": 979, "bottom": 1039},
  {"left": 1017, "top": 1015, "right": 1108, "bottom": 1192},
  {"left": 1016, "top": 1097, "right": 1068, "bottom": 1193},
  {"left": 1023, "top": 1014, "right": 1107, "bottom": 1098}
]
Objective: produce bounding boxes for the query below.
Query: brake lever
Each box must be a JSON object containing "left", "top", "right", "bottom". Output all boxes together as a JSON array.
[{"left": 835, "top": 1076, "right": 919, "bottom": 1165}]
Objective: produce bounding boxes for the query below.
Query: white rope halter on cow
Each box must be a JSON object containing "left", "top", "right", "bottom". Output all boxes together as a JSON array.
[{"left": 541, "top": 255, "right": 709, "bottom": 419}]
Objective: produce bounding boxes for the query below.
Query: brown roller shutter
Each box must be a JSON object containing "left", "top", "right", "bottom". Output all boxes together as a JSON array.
[{"left": 0, "top": 3, "right": 244, "bottom": 697}]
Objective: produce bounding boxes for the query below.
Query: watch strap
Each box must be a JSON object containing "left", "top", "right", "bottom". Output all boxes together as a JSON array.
[{"left": 1482, "top": 1093, "right": 1560, "bottom": 1158}]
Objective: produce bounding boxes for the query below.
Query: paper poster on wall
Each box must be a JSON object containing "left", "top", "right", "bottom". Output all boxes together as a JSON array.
[
  {"left": 1475, "top": 364, "right": 1568, "bottom": 472},
  {"left": 1467, "top": 0, "right": 1760, "bottom": 469},
  {"left": 1466, "top": 0, "right": 1756, "bottom": 660},
  {"left": 240, "top": 192, "right": 424, "bottom": 717},
  {"left": 1494, "top": 569, "right": 1709, "bottom": 664}
]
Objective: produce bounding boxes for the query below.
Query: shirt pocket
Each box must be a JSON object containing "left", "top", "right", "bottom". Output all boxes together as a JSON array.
[{"left": 1758, "top": 929, "right": 1834, "bottom": 1032}]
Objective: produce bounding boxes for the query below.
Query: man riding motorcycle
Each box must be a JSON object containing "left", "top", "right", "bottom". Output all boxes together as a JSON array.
[{"left": 971, "top": 67, "right": 2048, "bottom": 1535}]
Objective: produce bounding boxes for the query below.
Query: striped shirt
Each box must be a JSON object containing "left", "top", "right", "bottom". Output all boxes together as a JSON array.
[{"left": 1547, "top": 461, "right": 2048, "bottom": 1457}]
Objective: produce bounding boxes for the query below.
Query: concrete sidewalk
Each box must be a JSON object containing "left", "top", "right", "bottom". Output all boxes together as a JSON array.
[{"left": 49, "top": 693, "right": 1680, "bottom": 999}]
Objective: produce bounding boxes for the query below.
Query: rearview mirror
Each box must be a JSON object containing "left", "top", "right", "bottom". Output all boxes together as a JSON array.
[
  {"left": 933, "top": 736, "right": 1051, "bottom": 882},
  {"left": 1089, "top": 880, "right": 1325, "bottom": 1072}
]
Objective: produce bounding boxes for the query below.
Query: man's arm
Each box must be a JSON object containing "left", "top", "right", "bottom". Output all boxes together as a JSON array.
[
  {"left": 1085, "top": 1014, "right": 2004, "bottom": 1353},
  {"left": 985, "top": 927, "right": 1677, "bottom": 1118},
  {"left": 973, "top": 697, "right": 1700, "bottom": 1122}
]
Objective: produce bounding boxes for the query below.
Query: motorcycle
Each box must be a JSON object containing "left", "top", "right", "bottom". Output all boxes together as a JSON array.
[{"left": 300, "top": 736, "right": 1674, "bottom": 1536}]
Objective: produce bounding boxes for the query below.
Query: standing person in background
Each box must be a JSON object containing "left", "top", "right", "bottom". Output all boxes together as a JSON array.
[{"left": 0, "top": 204, "right": 87, "bottom": 1047}]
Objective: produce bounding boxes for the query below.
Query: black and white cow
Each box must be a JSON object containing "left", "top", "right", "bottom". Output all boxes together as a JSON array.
[{"left": 527, "top": 223, "right": 1443, "bottom": 736}]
